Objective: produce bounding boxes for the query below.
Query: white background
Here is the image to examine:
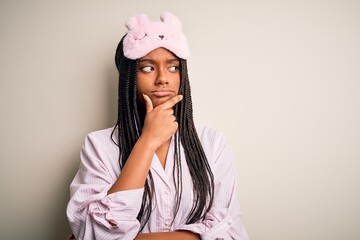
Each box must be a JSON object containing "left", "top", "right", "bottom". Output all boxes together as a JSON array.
[{"left": 1, "top": 1, "right": 359, "bottom": 239}]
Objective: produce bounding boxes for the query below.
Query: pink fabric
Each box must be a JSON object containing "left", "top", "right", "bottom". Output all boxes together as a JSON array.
[
  {"left": 123, "top": 12, "right": 190, "bottom": 60},
  {"left": 66, "top": 126, "right": 249, "bottom": 240}
]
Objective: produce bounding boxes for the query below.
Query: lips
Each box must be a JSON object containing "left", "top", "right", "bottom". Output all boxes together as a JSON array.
[{"left": 151, "top": 90, "right": 174, "bottom": 97}]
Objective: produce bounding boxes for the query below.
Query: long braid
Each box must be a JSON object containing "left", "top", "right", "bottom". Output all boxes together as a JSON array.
[
  {"left": 177, "top": 59, "right": 214, "bottom": 223},
  {"left": 111, "top": 37, "right": 214, "bottom": 231},
  {"left": 112, "top": 37, "right": 153, "bottom": 231}
]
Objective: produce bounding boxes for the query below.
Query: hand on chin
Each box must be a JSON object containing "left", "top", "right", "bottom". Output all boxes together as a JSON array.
[{"left": 150, "top": 95, "right": 173, "bottom": 108}]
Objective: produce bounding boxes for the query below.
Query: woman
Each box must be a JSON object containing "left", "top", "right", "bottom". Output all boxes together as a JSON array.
[{"left": 67, "top": 12, "right": 249, "bottom": 240}]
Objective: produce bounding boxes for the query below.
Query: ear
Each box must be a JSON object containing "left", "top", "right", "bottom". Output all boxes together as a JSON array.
[
  {"left": 160, "top": 12, "right": 182, "bottom": 29},
  {"left": 125, "top": 13, "right": 149, "bottom": 30}
]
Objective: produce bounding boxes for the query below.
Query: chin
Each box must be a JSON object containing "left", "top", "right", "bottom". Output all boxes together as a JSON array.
[{"left": 151, "top": 96, "right": 172, "bottom": 107}]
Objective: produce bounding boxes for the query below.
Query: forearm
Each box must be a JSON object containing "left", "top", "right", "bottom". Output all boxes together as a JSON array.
[
  {"left": 108, "top": 135, "right": 156, "bottom": 194},
  {"left": 134, "top": 230, "right": 200, "bottom": 240},
  {"left": 108, "top": 95, "right": 181, "bottom": 194}
]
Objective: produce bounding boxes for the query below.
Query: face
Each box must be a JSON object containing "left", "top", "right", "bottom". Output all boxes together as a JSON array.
[{"left": 137, "top": 48, "right": 180, "bottom": 108}]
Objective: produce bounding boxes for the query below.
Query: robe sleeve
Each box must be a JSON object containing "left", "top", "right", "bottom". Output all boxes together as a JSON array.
[{"left": 66, "top": 132, "right": 143, "bottom": 240}]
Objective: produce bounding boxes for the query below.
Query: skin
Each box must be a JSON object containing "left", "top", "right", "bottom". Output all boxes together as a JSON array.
[
  {"left": 107, "top": 48, "right": 200, "bottom": 240},
  {"left": 137, "top": 47, "right": 181, "bottom": 167}
]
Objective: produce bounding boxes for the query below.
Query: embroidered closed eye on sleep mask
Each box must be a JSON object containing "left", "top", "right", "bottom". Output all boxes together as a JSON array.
[{"left": 123, "top": 12, "right": 190, "bottom": 60}]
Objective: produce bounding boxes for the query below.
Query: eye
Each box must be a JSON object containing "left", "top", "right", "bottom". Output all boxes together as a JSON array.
[
  {"left": 141, "top": 66, "right": 154, "bottom": 73},
  {"left": 169, "top": 66, "right": 179, "bottom": 72}
]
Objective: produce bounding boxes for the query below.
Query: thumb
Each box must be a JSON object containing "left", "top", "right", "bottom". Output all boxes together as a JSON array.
[{"left": 143, "top": 94, "right": 153, "bottom": 113}]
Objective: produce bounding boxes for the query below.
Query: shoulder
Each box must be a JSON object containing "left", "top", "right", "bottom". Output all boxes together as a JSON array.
[
  {"left": 82, "top": 127, "right": 118, "bottom": 157},
  {"left": 195, "top": 125, "right": 229, "bottom": 162},
  {"left": 195, "top": 125, "right": 227, "bottom": 148},
  {"left": 85, "top": 127, "right": 116, "bottom": 143},
  {"left": 195, "top": 125, "right": 237, "bottom": 179},
  {"left": 80, "top": 127, "right": 120, "bottom": 176}
]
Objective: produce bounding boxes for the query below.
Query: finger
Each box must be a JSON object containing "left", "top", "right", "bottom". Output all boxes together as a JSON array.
[
  {"left": 164, "top": 109, "right": 174, "bottom": 116},
  {"left": 159, "top": 95, "right": 183, "bottom": 110},
  {"left": 143, "top": 94, "right": 153, "bottom": 113},
  {"left": 169, "top": 115, "right": 176, "bottom": 122}
]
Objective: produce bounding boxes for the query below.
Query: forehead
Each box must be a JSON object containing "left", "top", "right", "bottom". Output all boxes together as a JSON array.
[{"left": 139, "top": 47, "right": 179, "bottom": 61}]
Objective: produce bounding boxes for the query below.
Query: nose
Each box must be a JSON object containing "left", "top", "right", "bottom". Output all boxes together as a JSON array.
[{"left": 155, "top": 68, "right": 168, "bottom": 86}]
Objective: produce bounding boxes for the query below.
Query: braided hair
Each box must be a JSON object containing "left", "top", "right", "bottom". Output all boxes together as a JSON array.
[{"left": 111, "top": 36, "right": 214, "bottom": 231}]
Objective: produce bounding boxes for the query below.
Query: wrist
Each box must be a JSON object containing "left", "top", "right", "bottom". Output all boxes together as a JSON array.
[{"left": 137, "top": 133, "right": 158, "bottom": 152}]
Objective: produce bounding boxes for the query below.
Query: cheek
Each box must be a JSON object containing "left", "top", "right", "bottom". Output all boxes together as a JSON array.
[
  {"left": 175, "top": 77, "right": 181, "bottom": 94},
  {"left": 170, "top": 72, "right": 180, "bottom": 93},
  {"left": 136, "top": 93, "right": 145, "bottom": 107},
  {"left": 136, "top": 78, "right": 152, "bottom": 106},
  {"left": 136, "top": 87, "right": 146, "bottom": 108},
  {"left": 136, "top": 78, "right": 148, "bottom": 94}
]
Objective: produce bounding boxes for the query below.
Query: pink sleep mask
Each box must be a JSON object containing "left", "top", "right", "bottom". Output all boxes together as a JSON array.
[{"left": 123, "top": 12, "right": 190, "bottom": 60}]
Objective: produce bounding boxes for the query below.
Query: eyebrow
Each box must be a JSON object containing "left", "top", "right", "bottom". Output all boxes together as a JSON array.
[{"left": 139, "top": 58, "right": 179, "bottom": 64}]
